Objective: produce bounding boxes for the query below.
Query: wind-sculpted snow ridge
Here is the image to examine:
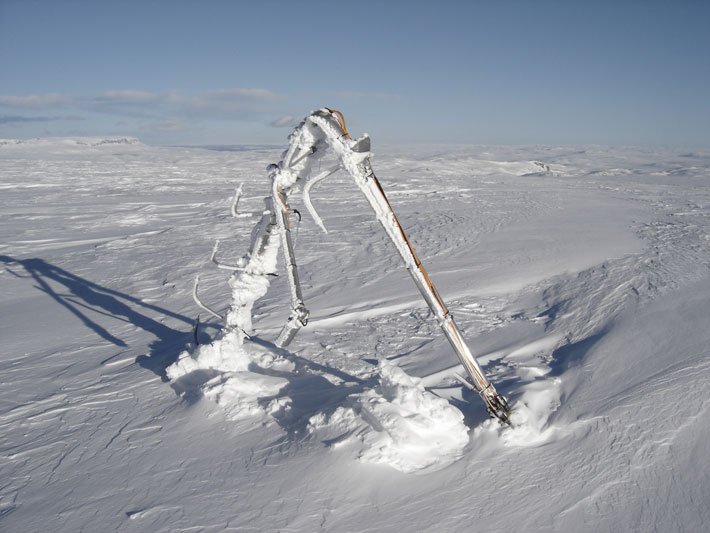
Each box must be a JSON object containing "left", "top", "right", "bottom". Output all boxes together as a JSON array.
[
  {"left": 470, "top": 377, "right": 563, "bottom": 448},
  {"left": 471, "top": 161, "right": 710, "bottom": 451},
  {"left": 470, "top": 197, "right": 710, "bottom": 448}
]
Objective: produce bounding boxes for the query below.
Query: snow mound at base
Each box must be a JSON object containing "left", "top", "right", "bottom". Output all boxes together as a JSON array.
[
  {"left": 166, "top": 332, "right": 294, "bottom": 421},
  {"left": 355, "top": 362, "right": 470, "bottom": 473},
  {"left": 474, "top": 377, "right": 562, "bottom": 447},
  {"left": 198, "top": 371, "right": 289, "bottom": 421},
  {"left": 169, "top": 344, "right": 469, "bottom": 472},
  {"left": 501, "top": 378, "right": 561, "bottom": 446},
  {"left": 310, "top": 361, "right": 470, "bottom": 474}
]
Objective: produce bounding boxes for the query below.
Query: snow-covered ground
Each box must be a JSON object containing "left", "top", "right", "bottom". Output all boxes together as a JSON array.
[{"left": 1, "top": 137, "right": 709, "bottom": 531}]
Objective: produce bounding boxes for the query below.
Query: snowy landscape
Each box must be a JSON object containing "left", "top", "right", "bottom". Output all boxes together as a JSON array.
[{"left": 1, "top": 136, "right": 709, "bottom": 531}]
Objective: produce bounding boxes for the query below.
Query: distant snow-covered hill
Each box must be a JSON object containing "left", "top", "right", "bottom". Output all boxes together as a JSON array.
[
  {"left": 0, "top": 137, "right": 147, "bottom": 159},
  {"left": 0, "top": 136, "right": 142, "bottom": 147}
]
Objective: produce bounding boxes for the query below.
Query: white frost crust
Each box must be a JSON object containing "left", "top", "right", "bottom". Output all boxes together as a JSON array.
[
  {"left": 225, "top": 219, "right": 281, "bottom": 333},
  {"left": 308, "top": 115, "right": 371, "bottom": 180}
]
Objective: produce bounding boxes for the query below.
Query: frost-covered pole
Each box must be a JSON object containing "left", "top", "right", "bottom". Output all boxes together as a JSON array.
[
  {"left": 266, "top": 125, "right": 325, "bottom": 347},
  {"left": 223, "top": 197, "right": 281, "bottom": 342},
  {"left": 303, "top": 109, "right": 511, "bottom": 424}
]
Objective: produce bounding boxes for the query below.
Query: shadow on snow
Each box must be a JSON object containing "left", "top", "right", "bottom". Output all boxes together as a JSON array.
[
  {"left": 0, "top": 255, "right": 528, "bottom": 435},
  {"left": 1, "top": 255, "right": 196, "bottom": 379}
]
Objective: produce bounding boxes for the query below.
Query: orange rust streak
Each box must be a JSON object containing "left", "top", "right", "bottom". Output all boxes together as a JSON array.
[
  {"left": 370, "top": 173, "right": 449, "bottom": 313},
  {"left": 324, "top": 108, "right": 446, "bottom": 312},
  {"left": 325, "top": 108, "right": 351, "bottom": 139}
]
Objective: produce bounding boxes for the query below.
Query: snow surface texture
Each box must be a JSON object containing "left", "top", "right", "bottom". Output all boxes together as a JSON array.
[{"left": 1, "top": 138, "right": 710, "bottom": 531}]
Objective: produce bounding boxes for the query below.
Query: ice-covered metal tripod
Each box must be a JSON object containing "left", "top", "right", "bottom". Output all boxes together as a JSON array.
[{"left": 200, "top": 108, "right": 511, "bottom": 424}]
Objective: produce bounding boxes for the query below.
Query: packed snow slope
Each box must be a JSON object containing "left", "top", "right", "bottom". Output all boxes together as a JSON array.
[{"left": 1, "top": 138, "right": 709, "bottom": 531}]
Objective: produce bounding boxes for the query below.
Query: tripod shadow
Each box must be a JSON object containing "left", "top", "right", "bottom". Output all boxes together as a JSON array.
[{"left": 1, "top": 255, "right": 196, "bottom": 379}]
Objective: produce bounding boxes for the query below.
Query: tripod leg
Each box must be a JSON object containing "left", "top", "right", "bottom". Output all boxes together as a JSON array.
[
  {"left": 355, "top": 171, "right": 511, "bottom": 424},
  {"left": 224, "top": 198, "right": 281, "bottom": 340},
  {"left": 274, "top": 189, "right": 310, "bottom": 347}
]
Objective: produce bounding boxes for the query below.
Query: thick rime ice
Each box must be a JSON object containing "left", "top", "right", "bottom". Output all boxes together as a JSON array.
[
  {"left": 165, "top": 110, "right": 478, "bottom": 471},
  {"left": 225, "top": 217, "right": 281, "bottom": 334}
]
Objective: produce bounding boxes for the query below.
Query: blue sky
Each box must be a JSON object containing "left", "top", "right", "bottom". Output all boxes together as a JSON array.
[{"left": 1, "top": 0, "right": 708, "bottom": 146}]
